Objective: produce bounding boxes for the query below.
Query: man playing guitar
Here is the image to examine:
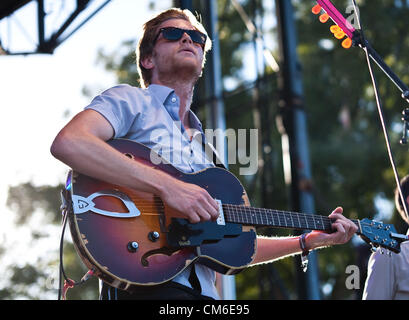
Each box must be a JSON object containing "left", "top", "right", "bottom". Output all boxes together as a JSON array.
[{"left": 51, "top": 8, "right": 357, "bottom": 300}]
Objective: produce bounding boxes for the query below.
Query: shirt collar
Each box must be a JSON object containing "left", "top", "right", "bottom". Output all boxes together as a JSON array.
[
  {"left": 147, "top": 84, "right": 175, "bottom": 105},
  {"left": 147, "top": 84, "right": 203, "bottom": 132}
]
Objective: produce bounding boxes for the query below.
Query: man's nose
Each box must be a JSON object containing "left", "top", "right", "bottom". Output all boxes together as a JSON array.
[{"left": 180, "top": 32, "right": 193, "bottom": 44}]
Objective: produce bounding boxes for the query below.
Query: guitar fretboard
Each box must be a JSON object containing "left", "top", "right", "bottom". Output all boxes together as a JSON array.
[{"left": 222, "top": 204, "right": 359, "bottom": 232}]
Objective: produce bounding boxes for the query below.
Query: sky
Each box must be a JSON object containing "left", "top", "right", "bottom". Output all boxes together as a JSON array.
[{"left": 0, "top": 0, "right": 172, "bottom": 296}]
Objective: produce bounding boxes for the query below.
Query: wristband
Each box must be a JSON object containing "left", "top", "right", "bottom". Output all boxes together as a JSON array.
[{"left": 299, "top": 233, "right": 310, "bottom": 272}]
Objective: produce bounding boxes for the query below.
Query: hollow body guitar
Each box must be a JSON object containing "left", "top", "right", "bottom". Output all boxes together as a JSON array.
[{"left": 66, "top": 139, "right": 406, "bottom": 292}]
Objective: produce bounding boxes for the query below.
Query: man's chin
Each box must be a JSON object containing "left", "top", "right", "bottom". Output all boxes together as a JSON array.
[{"left": 173, "top": 61, "right": 202, "bottom": 79}]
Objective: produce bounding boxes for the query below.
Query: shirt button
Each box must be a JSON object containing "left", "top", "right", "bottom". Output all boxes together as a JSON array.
[{"left": 171, "top": 97, "right": 177, "bottom": 103}]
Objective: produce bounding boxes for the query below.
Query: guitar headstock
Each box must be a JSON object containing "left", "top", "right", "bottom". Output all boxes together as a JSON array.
[
  {"left": 312, "top": 0, "right": 358, "bottom": 49},
  {"left": 358, "top": 218, "right": 408, "bottom": 253}
]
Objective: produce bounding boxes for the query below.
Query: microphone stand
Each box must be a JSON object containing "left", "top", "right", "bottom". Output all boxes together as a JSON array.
[
  {"left": 349, "top": 0, "right": 409, "bottom": 223},
  {"left": 353, "top": 37, "right": 409, "bottom": 103}
]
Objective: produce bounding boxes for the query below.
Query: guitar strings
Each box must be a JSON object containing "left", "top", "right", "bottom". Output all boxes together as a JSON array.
[
  {"left": 121, "top": 198, "right": 339, "bottom": 223},
  {"left": 117, "top": 198, "right": 358, "bottom": 230}
]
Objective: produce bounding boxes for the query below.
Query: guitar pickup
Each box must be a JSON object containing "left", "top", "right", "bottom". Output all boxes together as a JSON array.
[{"left": 166, "top": 218, "right": 242, "bottom": 247}]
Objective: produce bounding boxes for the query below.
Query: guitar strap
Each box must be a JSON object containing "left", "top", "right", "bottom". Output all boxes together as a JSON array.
[
  {"left": 188, "top": 263, "right": 202, "bottom": 293},
  {"left": 203, "top": 141, "right": 227, "bottom": 170}
]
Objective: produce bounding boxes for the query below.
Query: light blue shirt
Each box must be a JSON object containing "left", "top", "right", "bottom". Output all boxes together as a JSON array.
[{"left": 85, "top": 83, "right": 220, "bottom": 299}]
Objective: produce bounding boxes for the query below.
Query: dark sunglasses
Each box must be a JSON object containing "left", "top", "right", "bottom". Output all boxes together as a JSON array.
[{"left": 153, "top": 27, "right": 207, "bottom": 47}]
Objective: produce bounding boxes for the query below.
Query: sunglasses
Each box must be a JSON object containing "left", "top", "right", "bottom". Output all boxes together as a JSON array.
[{"left": 153, "top": 27, "right": 207, "bottom": 47}]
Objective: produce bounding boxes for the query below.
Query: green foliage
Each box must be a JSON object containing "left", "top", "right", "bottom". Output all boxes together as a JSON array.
[
  {"left": 4, "top": 182, "right": 99, "bottom": 300},
  {"left": 7, "top": 182, "right": 62, "bottom": 225},
  {"left": 96, "top": 40, "right": 140, "bottom": 87}
]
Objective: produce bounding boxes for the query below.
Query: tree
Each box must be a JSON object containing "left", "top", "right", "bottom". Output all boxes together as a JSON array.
[{"left": 4, "top": 182, "right": 99, "bottom": 299}]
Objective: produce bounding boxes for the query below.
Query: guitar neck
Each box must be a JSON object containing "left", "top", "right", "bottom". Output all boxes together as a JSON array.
[{"left": 222, "top": 204, "right": 360, "bottom": 233}]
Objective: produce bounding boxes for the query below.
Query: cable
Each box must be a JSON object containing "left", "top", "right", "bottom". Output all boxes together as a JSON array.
[
  {"left": 351, "top": 0, "right": 409, "bottom": 223},
  {"left": 58, "top": 208, "right": 68, "bottom": 300},
  {"left": 58, "top": 191, "right": 95, "bottom": 300}
]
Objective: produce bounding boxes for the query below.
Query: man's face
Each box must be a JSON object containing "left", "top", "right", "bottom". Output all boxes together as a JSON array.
[{"left": 147, "top": 19, "right": 205, "bottom": 82}]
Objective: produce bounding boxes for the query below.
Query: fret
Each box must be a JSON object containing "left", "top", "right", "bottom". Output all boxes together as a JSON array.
[
  {"left": 263, "top": 208, "right": 269, "bottom": 226},
  {"left": 279, "top": 212, "right": 284, "bottom": 227},
  {"left": 245, "top": 207, "right": 249, "bottom": 224},
  {"left": 269, "top": 209, "right": 276, "bottom": 226},
  {"left": 269, "top": 211, "right": 274, "bottom": 226},
  {"left": 263, "top": 210, "right": 270, "bottom": 225},
  {"left": 289, "top": 213, "right": 294, "bottom": 228},
  {"left": 273, "top": 211, "right": 279, "bottom": 226},
  {"left": 282, "top": 212, "right": 288, "bottom": 227},
  {"left": 255, "top": 208, "right": 260, "bottom": 225},
  {"left": 301, "top": 214, "right": 308, "bottom": 229},
  {"left": 281, "top": 212, "right": 288, "bottom": 227},
  {"left": 314, "top": 216, "right": 320, "bottom": 230},
  {"left": 251, "top": 207, "right": 257, "bottom": 225}
]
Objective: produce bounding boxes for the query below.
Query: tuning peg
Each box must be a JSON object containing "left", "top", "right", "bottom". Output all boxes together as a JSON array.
[
  {"left": 334, "top": 31, "right": 346, "bottom": 39},
  {"left": 312, "top": 4, "right": 322, "bottom": 15},
  {"left": 330, "top": 25, "right": 341, "bottom": 34},
  {"left": 319, "top": 12, "right": 330, "bottom": 23},
  {"left": 329, "top": 24, "right": 352, "bottom": 49},
  {"left": 329, "top": 25, "right": 345, "bottom": 38},
  {"left": 342, "top": 38, "right": 352, "bottom": 49}
]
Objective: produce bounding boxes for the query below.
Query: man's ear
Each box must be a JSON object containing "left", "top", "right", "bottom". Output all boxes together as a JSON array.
[{"left": 141, "top": 55, "right": 154, "bottom": 70}]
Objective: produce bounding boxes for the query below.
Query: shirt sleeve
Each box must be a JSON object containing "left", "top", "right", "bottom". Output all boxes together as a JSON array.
[
  {"left": 362, "top": 249, "right": 396, "bottom": 300},
  {"left": 84, "top": 84, "right": 142, "bottom": 138}
]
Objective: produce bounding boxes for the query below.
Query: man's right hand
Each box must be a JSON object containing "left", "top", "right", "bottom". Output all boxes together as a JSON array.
[{"left": 159, "top": 178, "right": 220, "bottom": 224}]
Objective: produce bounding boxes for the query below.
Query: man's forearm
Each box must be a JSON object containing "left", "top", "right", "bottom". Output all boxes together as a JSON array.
[{"left": 251, "top": 236, "right": 303, "bottom": 266}]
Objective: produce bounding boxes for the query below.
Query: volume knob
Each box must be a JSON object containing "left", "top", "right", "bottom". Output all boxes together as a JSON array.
[
  {"left": 127, "top": 241, "right": 139, "bottom": 253},
  {"left": 148, "top": 231, "right": 160, "bottom": 242}
]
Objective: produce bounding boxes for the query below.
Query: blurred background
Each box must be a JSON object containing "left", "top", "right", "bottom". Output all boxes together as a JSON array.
[{"left": 0, "top": 0, "right": 408, "bottom": 300}]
